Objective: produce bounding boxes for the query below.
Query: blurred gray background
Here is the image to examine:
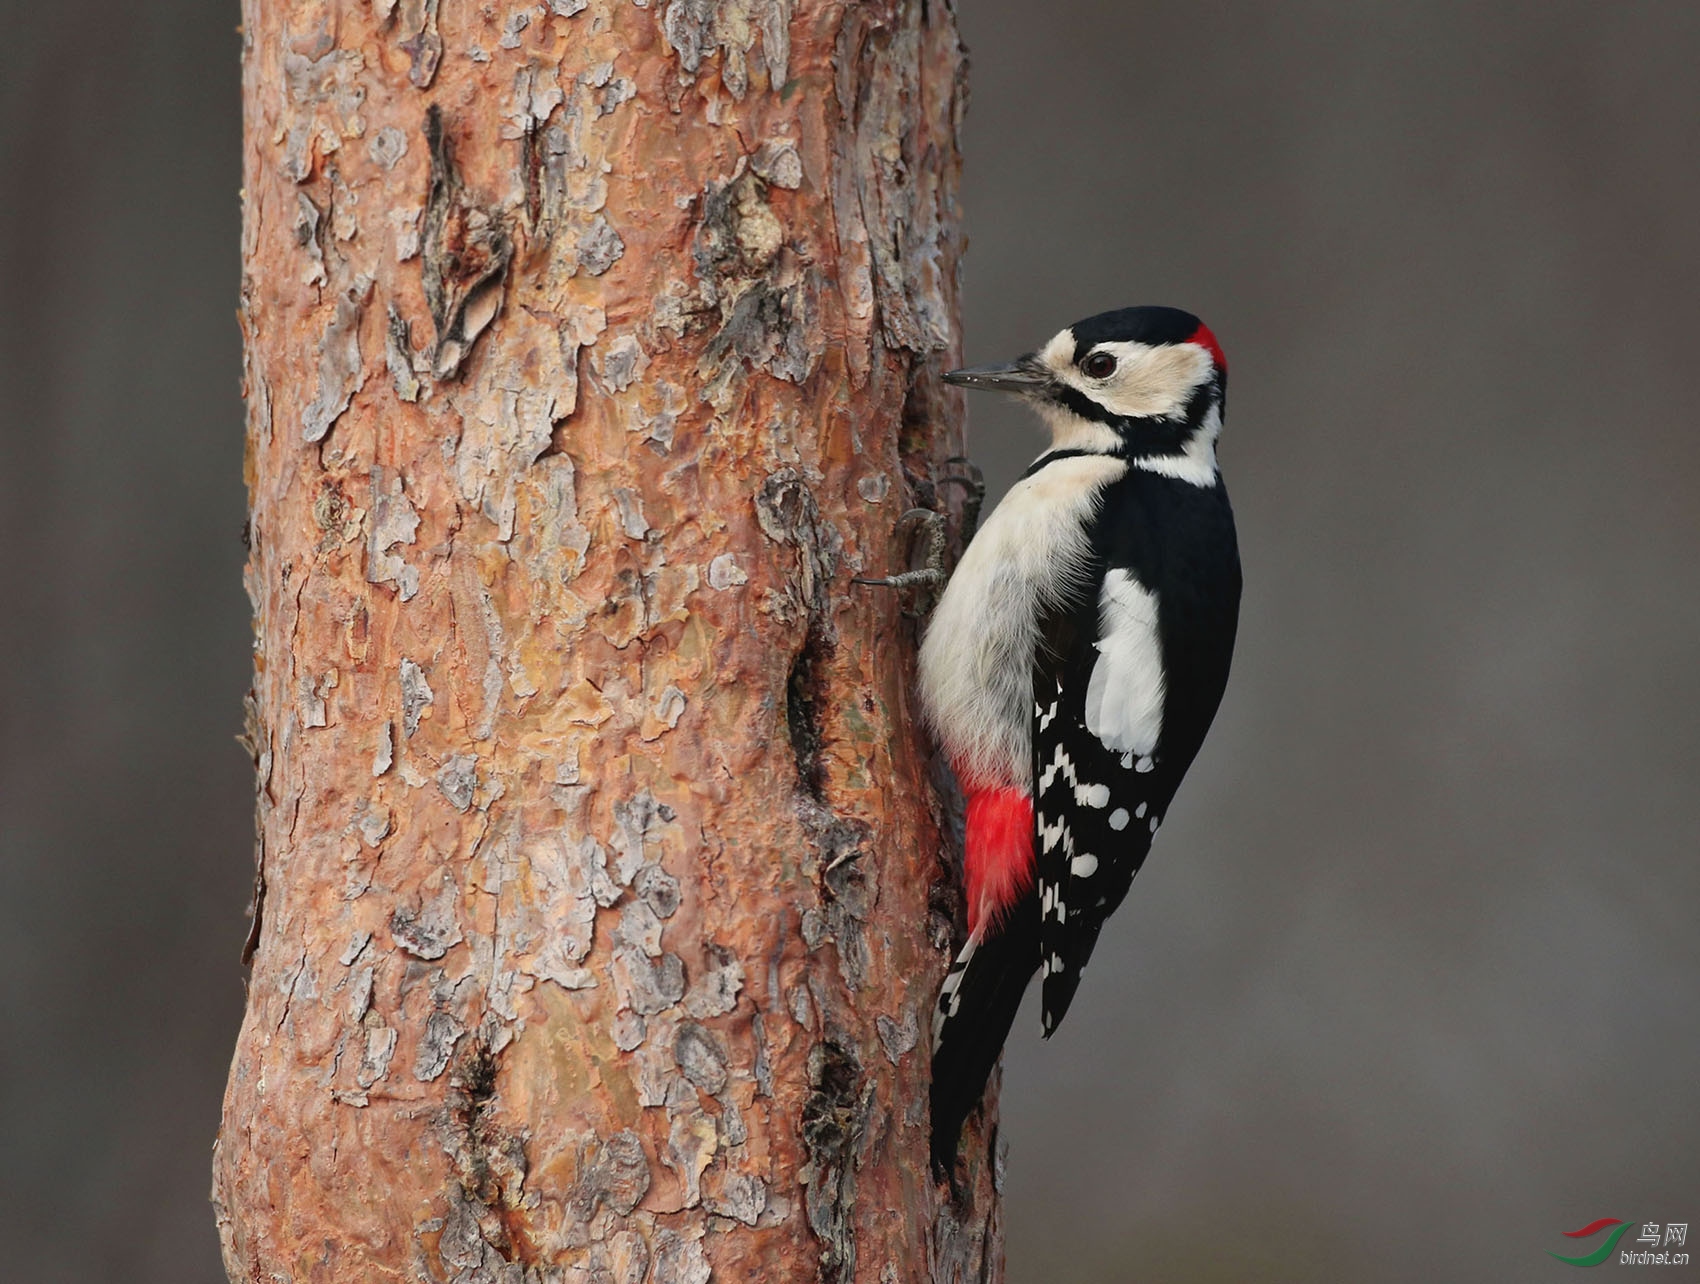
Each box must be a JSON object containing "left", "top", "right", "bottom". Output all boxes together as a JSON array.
[{"left": 2, "top": 2, "right": 1696, "bottom": 1281}]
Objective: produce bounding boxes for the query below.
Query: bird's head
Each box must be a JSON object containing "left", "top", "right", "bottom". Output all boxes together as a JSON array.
[{"left": 945, "top": 306, "right": 1227, "bottom": 483}]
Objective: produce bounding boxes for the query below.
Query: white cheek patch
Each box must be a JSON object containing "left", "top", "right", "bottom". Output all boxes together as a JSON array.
[
  {"left": 1084, "top": 569, "right": 1165, "bottom": 757},
  {"left": 1074, "top": 341, "right": 1213, "bottom": 420},
  {"left": 1030, "top": 329, "right": 1223, "bottom": 483}
]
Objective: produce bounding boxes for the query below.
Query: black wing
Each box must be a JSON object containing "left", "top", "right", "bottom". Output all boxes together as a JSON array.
[
  {"left": 1032, "top": 467, "right": 1242, "bottom": 1036},
  {"left": 1032, "top": 563, "right": 1169, "bottom": 1035}
]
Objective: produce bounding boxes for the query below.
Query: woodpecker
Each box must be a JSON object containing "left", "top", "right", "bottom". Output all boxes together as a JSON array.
[{"left": 918, "top": 306, "right": 1241, "bottom": 1173}]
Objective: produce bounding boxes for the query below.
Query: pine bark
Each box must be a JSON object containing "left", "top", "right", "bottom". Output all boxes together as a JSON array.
[{"left": 214, "top": 3, "right": 999, "bottom": 1281}]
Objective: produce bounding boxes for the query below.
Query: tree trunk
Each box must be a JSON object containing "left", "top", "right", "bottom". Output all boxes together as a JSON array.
[{"left": 214, "top": 3, "right": 998, "bottom": 1282}]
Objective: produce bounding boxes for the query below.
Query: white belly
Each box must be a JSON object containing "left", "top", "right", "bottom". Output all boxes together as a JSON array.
[{"left": 917, "top": 454, "right": 1127, "bottom": 788}]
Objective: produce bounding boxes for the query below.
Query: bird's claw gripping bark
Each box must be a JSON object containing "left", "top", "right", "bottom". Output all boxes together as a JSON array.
[
  {"left": 852, "top": 456, "right": 985, "bottom": 596},
  {"left": 937, "top": 456, "right": 986, "bottom": 545},
  {"left": 852, "top": 507, "right": 947, "bottom": 590}
]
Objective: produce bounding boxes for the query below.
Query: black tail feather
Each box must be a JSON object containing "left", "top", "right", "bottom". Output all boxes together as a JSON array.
[{"left": 928, "top": 893, "right": 1040, "bottom": 1176}]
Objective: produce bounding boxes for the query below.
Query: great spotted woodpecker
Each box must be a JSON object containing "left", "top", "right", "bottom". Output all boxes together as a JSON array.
[{"left": 918, "top": 306, "right": 1241, "bottom": 1172}]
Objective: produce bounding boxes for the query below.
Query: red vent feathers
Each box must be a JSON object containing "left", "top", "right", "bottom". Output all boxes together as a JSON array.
[{"left": 963, "top": 783, "right": 1035, "bottom": 934}]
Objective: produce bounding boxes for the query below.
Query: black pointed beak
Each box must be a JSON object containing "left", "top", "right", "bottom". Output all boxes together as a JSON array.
[{"left": 942, "top": 358, "right": 1051, "bottom": 394}]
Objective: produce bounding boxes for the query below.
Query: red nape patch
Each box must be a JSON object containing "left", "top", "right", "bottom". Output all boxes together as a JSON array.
[
  {"left": 1189, "top": 323, "right": 1227, "bottom": 372},
  {"left": 962, "top": 782, "right": 1035, "bottom": 935}
]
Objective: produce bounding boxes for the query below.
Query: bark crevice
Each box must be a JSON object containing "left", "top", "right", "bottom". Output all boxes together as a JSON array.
[{"left": 786, "top": 620, "right": 832, "bottom": 801}]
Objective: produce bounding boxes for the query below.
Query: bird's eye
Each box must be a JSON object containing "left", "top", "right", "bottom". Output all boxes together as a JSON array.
[{"left": 1082, "top": 351, "right": 1117, "bottom": 379}]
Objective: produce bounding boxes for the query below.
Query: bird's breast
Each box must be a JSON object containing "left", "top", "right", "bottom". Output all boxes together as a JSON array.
[{"left": 918, "top": 454, "right": 1127, "bottom": 789}]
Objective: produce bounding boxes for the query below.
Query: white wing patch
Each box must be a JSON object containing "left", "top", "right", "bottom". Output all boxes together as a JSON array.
[{"left": 1083, "top": 569, "right": 1165, "bottom": 757}]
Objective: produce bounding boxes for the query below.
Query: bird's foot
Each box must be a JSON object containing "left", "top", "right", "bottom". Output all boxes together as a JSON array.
[
  {"left": 852, "top": 507, "right": 947, "bottom": 591},
  {"left": 937, "top": 456, "right": 985, "bottom": 546},
  {"left": 852, "top": 453, "right": 985, "bottom": 599}
]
